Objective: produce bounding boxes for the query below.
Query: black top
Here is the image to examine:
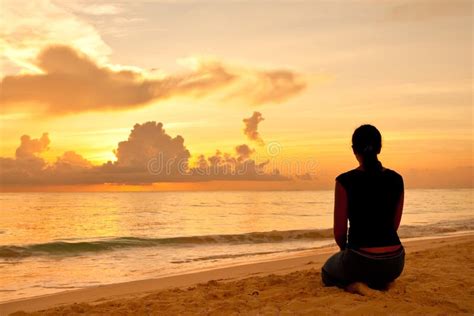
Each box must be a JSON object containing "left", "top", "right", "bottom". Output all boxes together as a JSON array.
[{"left": 336, "top": 166, "right": 404, "bottom": 248}]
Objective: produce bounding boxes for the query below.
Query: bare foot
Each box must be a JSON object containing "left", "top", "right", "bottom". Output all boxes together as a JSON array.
[{"left": 345, "top": 282, "right": 379, "bottom": 297}]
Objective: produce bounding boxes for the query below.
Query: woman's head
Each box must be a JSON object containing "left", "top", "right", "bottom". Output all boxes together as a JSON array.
[{"left": 351, "top": 124, "right": 382, "bottom": 171}]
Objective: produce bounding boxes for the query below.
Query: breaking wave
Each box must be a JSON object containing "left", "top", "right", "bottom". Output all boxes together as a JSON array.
[
  {"left": 0, "top": 228, "right": 333, "bottom": 259},
  {"left": 1, "top": 218, "right": 472, "bottom": 260}
]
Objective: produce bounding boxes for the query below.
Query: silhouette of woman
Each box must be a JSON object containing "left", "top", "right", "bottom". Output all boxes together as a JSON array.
[{"left": 321, "top": 124, "right": 405, "bottom": 289}]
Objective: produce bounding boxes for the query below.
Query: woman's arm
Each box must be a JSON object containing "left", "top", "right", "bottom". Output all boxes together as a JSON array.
[
  {"left": 334, "top": 180, "right": 348, "bottom": 250},
  {"left": 394, "top": 190, "right": 404, "bottom": 231}
]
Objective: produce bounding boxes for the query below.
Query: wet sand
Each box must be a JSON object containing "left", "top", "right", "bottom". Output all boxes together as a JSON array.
[{"left": 2, "top": 234, "right": 473, "bottom": 315}]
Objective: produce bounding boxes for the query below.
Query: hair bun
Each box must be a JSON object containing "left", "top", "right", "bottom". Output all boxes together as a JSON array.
[{"left": 363, "top": 145, "right": 374, "bottom": 153}]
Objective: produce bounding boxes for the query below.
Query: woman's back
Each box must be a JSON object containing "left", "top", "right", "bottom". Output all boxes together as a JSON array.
[
  {"left": 336, "top": 166, "right": 404, "bottom": 248},
  {"left": 322, "top": 124, "right": 405, "bottom": 289}
]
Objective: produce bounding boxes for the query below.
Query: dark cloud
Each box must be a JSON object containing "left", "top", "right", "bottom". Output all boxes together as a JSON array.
[
  {"left": 54, "top": 151, "right": 93, "bottom": 169},
  {"left": 0, "top": 121, "right": 285, "bottom": 186},
  {"left": 15, "top": 133, "right": 50, "bottom": 159},
  {"left": 235, "top": 144, "right": 255, "bottom": 161},
  {"left": 5, "top": 133, "right": 51, "bottom": 177},
  {"left": 0, "top": 45, "right": 306, "bottom": 114},
  {"left": 190, "top": 145, "right": 278, "bottom": 181},
  {"left": 243, "top": 112, "right": 265, "bottom": 145},
  {"left": 0, "top": 133, "right": 95, "bottom": 185},
  {"left": 113, "top": 122, "right": 190, "bottom": 171}
]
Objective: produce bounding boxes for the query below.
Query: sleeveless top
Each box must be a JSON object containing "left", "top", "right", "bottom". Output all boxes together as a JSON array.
[{"left": 335, "top": 165, "right": 404, "bottom": 249}]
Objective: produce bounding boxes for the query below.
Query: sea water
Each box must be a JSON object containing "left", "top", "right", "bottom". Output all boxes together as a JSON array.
[{"left": 0, "top": 189, "right": 472, "bottom": 302}]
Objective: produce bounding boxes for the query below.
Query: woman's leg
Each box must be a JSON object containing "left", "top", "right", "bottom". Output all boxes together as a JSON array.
[
  {"left": 322, "top": 248, "right": 405, "bottom": 289},
  {"left": 367, "top": 248, "right": 405, "bottom": 289},
  {"left": 345, "top": 248, "right": 406, "bottom": 289},
  {"left": 321, "top": 251, "right": 347, "bottom": 287}
]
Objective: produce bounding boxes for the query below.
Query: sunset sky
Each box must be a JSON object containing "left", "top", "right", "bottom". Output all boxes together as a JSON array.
[{"left": 0, "top": 0, "right": 472, "bottom": 191}]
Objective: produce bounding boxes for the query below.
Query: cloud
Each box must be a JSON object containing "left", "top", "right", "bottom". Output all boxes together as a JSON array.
[
  {"left": 386, "top": 0, "right": 472, "bottom": 21},
  {"left": 8, "top": 133, "right": 51, "bottom": 173},
  {"left": 0, "top": 132, "right": 98, "bottom": 185},
  {"left": 190, "top": 145, "right": 278, "bottom": 181},
  {"left": 0, "top": 0, "right": 111, "bottom": 73},
  {"left": 15, "top": 133, "right": 50, "bottom": 159},
  {"left": 0, "top": 121, "right": 285, "bottom": 186},
  {"left": 60, "top": 3, "right": 123, "bottom": 16},
  {"left": 1, "top": 45, "right": 306, "bottom": 114},
  {"left": 243, "top": 112, "right": 265, "bottom": 145},
  {"left": 295, "top": 172, "right": 314, "bottom": 181},
  {"left": 235, "top": 144, "right": 255, "bottom": 161},
  {"left": 105, "top": 123, "right": 282, "bottom": 182},
  {"left": 109, "top": 122, "right": 191, "bottom": 181},
  {"left": 0, "top": 46, "right": 232, "bottom": 114},
  {"left": 226, "top": 69, "right": 306, "bottom": 106},
  {"left": 55, "top": 151, "right": 93, "bottom": 169}
]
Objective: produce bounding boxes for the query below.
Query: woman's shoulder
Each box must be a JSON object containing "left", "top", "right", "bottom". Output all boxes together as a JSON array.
[
  {"left": 335, "top": 167, "right": 403, "bottom": 182},
  {"left": 381, "top": 168, "right": 405, "bottom": 191},
  {"left": 335, "top": 169, "right": 359, "bottom": 184},
  {"left": 382, "top": 168, "right": 403, "bottom": 180},
  {"left": 336, "top": 169, "right": 356, "bottom": 179}
]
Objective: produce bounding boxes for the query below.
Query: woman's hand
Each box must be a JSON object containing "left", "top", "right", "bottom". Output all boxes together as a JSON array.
[
  {"left": 334, "top": 180, "right": 348, "bottom": 250},
  {"left": 394, "top": 190, "right": 404, "bottom": 231}
]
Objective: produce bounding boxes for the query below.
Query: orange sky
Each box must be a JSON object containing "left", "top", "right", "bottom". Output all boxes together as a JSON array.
[{"left": 0, "top": 0, "right": 472, "bottom": 191}]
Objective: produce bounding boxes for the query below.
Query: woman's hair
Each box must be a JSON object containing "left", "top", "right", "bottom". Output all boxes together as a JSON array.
[{"left": 352, "top": 124, "right": 382, "bottom": 172}]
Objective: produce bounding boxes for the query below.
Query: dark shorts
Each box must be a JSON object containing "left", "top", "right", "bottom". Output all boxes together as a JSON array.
[{"left": 321, "top": 246, "right": 405, "bottom": 289}]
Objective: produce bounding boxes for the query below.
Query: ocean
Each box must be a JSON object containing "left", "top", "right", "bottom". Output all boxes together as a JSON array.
[{"left": 0, "top": 189, "right": 472, "bottom": 302}]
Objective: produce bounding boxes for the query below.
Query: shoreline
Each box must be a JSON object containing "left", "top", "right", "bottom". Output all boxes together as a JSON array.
[{"left": 1, "top": 233, "right": 473, "bottom": 315}]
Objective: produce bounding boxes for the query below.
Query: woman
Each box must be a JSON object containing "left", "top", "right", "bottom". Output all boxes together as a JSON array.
[{"left": 321, "top": 124, "right": 405, "bottom": 289}]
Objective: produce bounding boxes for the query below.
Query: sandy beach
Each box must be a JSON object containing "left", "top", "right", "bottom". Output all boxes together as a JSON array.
[
  {"left": 1, "top": 233, "right": 472, "bottom": 315},
  {"left": 2, "top": 0, "right": 472, "bottom": 314}
]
